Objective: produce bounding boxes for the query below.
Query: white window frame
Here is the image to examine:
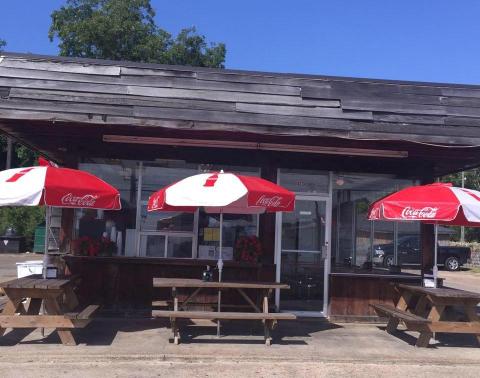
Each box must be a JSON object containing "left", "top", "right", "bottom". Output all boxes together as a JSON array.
[{"left": 135, "top": 162, "right": 199, "bottom": 258}]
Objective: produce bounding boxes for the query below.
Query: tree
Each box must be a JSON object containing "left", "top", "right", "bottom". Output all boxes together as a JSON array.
[
  {"left": 0, "top": 38, "right": 5, "bottom": 51},
  {"left": 49, "top": 0, "right": 226, "bottom": 68}
]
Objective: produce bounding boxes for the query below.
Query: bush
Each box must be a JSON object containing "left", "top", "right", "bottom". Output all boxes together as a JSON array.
[{"left": 0, "top": 207, "right": 45, "bottom": 251}]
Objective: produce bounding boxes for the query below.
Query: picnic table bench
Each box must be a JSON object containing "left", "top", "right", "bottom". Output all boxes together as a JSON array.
[
  {"left": 0, "top": 275, "right": 99, "bottom": 345},
  {"left": 372, "top": 284, "right": 480, "bottom": 347},
  {"left": 152, "top": 278, "right": 296, "bottom": 345}
]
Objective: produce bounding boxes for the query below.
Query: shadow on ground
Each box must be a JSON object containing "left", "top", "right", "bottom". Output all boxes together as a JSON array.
[
  {"left": 0, "top": 318, "right": 171, "bottom": 346},
  {"left": 0, "top": 318, "right": 341, "bottom": 347},
  {"left": 377, "top": 325, "right": 480, "bottom": 349},
  {"left": 178, "top": 318, "right": 341, "bottom": 345}
]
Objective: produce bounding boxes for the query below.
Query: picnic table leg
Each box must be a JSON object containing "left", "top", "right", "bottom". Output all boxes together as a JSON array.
[
  {"left": 396, "top": 290, "right": 413, "bottom": 311},
  {"left": 44, "top": 298, "right": 77, "bottom": 346},
  {"left": 63, "top": 285, "right": 80, "bottom": 312},
  {"left": 171, "top": 287, "right": 180, "bottom": 344},
  {"left": 416, "top": 304, "right": 444, "bottom": 348},
  {"left": 0, "top": 297, "right": 24, "bottom": 336},
  {"left": 414, "top": 296, "right": 430, "bottom": 318},
  {"left": 25, "top": 298, "right": 42, "bottom": 315},
  {"left": 263, "top": 289, "right": 272, "bottom": 346},
  {"left": 386, "top": 289, "right": 414, "bottom": 334},
  {"left": 217, "top": 289, "right": 222, "bottom": 338},
  {"left": 464, "top": 303, "right": 480, "bottom": 345},
  {"left": 386, "top": 317, "right": 400, "bottom": 334}
]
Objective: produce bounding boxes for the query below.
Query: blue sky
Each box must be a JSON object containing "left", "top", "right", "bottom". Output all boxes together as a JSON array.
[{"left": 1, "top": 0, "right": 479, "bottom": 84}]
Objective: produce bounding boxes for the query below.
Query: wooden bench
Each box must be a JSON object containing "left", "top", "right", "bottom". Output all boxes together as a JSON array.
[
  {"left": 371, "top": 303, "right": 431, "bottom": 334},
  {"left": 0, "top": 276, "right": 99, "bottom": 345},
  {"left": 64, "top": 304, "right": 100, "bottom": 322},
  {"left": 372, "top": 284, "right": 480, "bottom": 348},
  {"left": 153, "top": 310, "right": 296, "bottom": 345}
]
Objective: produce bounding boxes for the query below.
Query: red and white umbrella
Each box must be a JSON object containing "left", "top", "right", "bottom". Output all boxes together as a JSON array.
[
  {"left": 368, "top": 182, "right": 480, "bottom": 286},
  {"left": 148, "top": 171, "right": 295, "bottom": 214},
  {"left": 148, "top": 171, "right": 295, "bottom": 336},
  {"left": 368, "top": 182, "right": 480, "bottom": 226},
  {"left": 0, "top": 158, "right": 121, "bottom": 277},
  {"left": 148, "top": 170, "right": 295, "bottom": 272},
  {"left": 0, "top": 158, "right": 121, "bottom": 209}
]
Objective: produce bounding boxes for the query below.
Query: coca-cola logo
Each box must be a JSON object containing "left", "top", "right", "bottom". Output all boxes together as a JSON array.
[
  {"left": 401, "top": 206, "right": 438, "bottom": 219},
  {"left": 61, "top": 193, "right": 98, "bottom": 207},
  {"left": 255, "top": 195, "right": 284, "bottom": 208}
]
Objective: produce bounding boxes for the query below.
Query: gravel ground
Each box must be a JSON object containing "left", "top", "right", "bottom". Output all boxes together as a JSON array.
[{"left": 0, "top": 359, "right": 479, "bottom": 378}]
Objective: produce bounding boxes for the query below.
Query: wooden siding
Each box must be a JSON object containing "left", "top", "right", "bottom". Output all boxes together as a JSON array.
[{"left": 1, "top": 53, "right": 480, "bottom": 148}]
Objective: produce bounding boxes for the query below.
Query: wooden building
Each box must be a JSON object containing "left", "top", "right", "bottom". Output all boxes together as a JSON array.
[{"left": 1, "top": 52, "right": 480, "bottom": 320}]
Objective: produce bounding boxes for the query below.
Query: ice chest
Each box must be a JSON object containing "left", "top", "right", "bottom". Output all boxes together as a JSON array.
[{"left": 16, "top": 260, "right": 43, "bottom": 278}]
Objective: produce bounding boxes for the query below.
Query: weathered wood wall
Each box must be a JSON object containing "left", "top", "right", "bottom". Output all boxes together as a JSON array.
[{"left": 65, "top": 256, "right": 275, "bottom": 316}]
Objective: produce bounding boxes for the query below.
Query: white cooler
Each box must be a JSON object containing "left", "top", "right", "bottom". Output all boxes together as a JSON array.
[{"left": 16, "top": 260, "right": 43, "bottom": 278}]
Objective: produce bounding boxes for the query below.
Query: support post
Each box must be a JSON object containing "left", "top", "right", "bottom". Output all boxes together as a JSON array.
[{"left": 259, "top": 165, "right": 277, "bottom": 265}]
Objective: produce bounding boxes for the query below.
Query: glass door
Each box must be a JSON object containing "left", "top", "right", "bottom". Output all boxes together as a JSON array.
[{"left": 278, "top": 196, "right": 330, "bottom": 315}]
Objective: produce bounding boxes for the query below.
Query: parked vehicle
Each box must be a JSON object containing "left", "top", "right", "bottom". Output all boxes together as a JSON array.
[{"left": 372, "top": 235, "right": 471, "bottom": 271}]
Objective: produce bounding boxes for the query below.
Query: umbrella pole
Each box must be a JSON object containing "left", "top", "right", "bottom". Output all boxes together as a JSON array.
[
  {"left": 217, "top": 212, "right": 223, "bottom": 337},
  {"left": 42, "top": 206, "right": 51, "bottom": 279},
  {"left": 433, "top": 223, "right": 439, "bottom": 288},
  {"left": 41, "top": 206, "right": 51, "bottom": 338}
]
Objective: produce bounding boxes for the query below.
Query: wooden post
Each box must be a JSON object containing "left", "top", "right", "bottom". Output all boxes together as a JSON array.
[
  {"left": 59, "top": 157, "right": 78, "bottom": 254},
  {"left": 421, "top": 223, "right": 435, "bottom": 274},
  {"left": 259, "top": 165, "right": 277, "bottom": 265}
]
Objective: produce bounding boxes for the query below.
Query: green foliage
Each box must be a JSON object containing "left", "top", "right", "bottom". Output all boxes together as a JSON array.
[
  {"left": 442, "top": 169, "right": 480, "bottom": 190},
  {"left": 49, "top": 0, "right": 226, "bottom": 67},
  {"left": 0, "top": 207, "right": 45, "bottom": 250},
  {"left": 0, "top": 135, "right": 38, "bottom": 170},
  {"left": 0, "top": 38, "right": 5, "bottom": 51},
  {"left": 0, "top": 135, "right": 40, "bottom": 250}
]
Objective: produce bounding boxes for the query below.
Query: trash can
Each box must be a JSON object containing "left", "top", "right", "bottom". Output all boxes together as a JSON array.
[{"left": 0, "top": 227, "right": 25, "bottom": 253}]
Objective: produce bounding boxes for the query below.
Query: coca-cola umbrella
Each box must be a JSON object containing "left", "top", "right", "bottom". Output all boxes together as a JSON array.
[
  {"left": 0, "top": 158, "right": 121, "bottom": 277},
  {"left": 148, "top": 170, "right": 295, "bottom": 336},
  {"left": 148, "top": 170, "right": 295, "bottom": 277},
  {"left": 368, "top": 182, "right": 480, "bottom": 286}
]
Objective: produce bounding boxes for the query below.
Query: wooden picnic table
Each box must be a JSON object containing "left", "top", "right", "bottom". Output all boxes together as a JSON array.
[
  {"left": 372, "top": 283, "right": 480, "bottom": 347},
  {"left": 0, "top": 275, "right": 99, "bottom": 345},
  {"left": 152, "top": 278, "right": 296, "bottom": 345}
]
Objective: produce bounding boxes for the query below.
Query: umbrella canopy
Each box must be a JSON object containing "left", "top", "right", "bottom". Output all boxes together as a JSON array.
[
  {"left": 368, "top": 182, "right": 480, "bottom": 226},
  {"left": 147, "top": 171, "right": 295, "bottom": 214},
  {"left": 368, "top": 182, "right": 480, "bottom": 288},
  {"left": 0, "top": 157, "right": 121, "bottom": 283},
  {"left": 0, "top": 158, "right": 121, "bottom": 210}
]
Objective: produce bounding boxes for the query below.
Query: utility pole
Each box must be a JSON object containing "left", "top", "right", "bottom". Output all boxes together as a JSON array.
[{"left": 460, "top": 171, "right": 465, "bottom": 243}]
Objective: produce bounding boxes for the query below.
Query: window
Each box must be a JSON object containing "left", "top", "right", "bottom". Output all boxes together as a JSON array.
[
  {"left": 75, "top": 159, "right": 138, "bottom": 255},
  {"left": 331, "top": 173, "right": 420, "bottom": 271},
  {"left": 196, "top": 165, "right": 260, "bottom": 261},
  {"left": 138, "top": 161, "right": 198, "bottom": 258},
  {"left": 74, "top": 159, "right": 262, "bottom": 259}
]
